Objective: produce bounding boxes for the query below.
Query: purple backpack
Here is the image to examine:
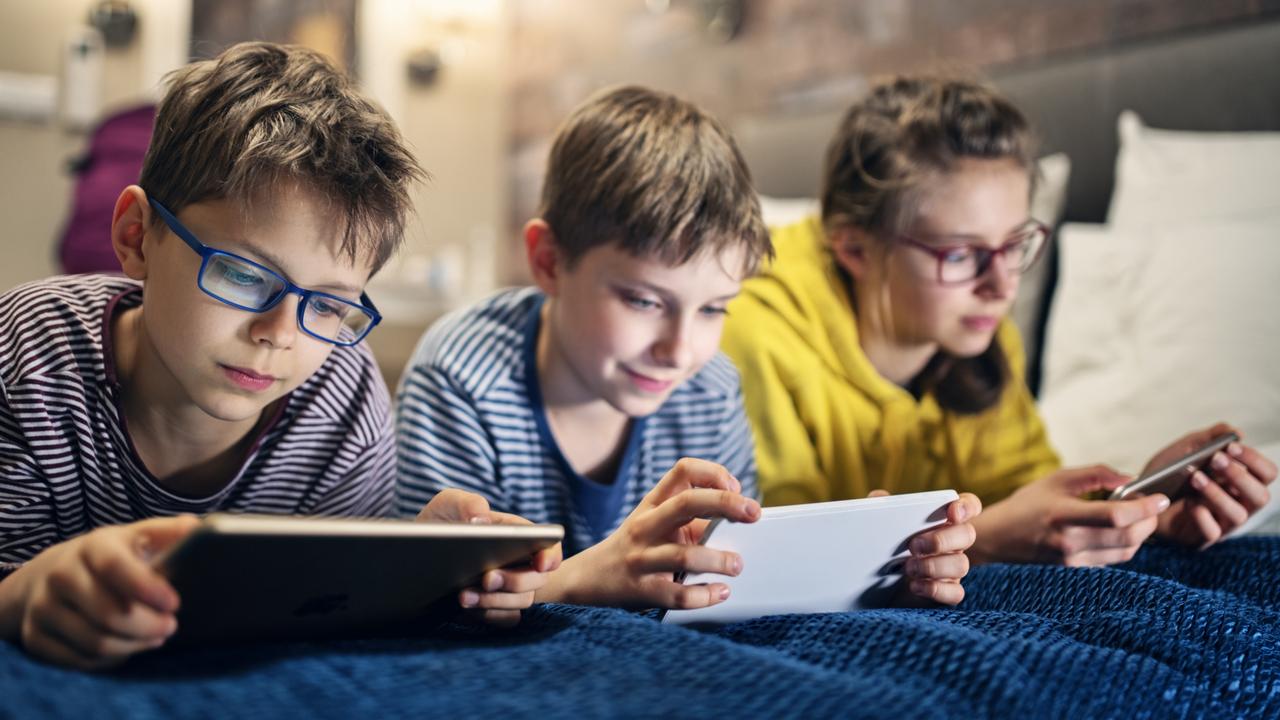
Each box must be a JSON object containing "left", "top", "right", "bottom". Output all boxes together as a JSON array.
[{"left": 58, "top": 104, "right": 155, "bottom": 275}]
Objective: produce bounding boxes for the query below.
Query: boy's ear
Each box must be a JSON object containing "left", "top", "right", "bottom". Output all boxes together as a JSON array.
[
  {"left": 111, "top": 186, "right": 154, "bottom": 281},
  {"left": 524, "top": 219, "right": 563, "bottom": 296},
  {"left": 829, "top": 225, "right": 874, "bottom": 282}
]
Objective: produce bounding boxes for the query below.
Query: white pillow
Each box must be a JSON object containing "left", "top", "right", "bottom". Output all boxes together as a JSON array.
[
  {"left": 1039, "top": 215, "right": 1280, "bottom": 473},
  {"left": 1038, "top": 224, "right": 1132, "bottom": 387},
  {"left": 1109, "top": 111, "right": 1280, "bottom": 227},
  {"left": 1010, "top": 152, "right": 1072, "bottom": 363},
  {"left": 1030, "top": 152, "right": 1072, "bottom": 227},
  {"left": 758, "top": 196, "right": 820, "bottom": 228}
]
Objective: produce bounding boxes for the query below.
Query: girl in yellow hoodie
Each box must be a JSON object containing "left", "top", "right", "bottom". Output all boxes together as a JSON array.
[{"left": 724, "top": 76, "right": 1276, "bottom": 568}]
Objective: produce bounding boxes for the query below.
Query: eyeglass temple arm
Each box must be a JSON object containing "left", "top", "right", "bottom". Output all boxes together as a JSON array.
[
  {"left": 359, "top": 292, "right": 382, "bottom": 322},
  {"left": 146, "top": 198, "right": 205, "bottom": 256}
]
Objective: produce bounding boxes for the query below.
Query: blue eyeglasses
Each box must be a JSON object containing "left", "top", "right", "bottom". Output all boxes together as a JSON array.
[{"left": 148, "top": 198, "right": 381, "bottom": 346}]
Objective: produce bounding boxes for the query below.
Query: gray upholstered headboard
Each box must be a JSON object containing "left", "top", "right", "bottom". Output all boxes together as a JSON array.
[{"left": 735, "top": 19, "right": 1280, "bottom": 223}]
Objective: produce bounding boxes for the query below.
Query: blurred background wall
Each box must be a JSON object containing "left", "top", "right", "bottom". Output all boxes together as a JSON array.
[
  {"left": 0, "top": 0, "right": 1274, "bottom": 388},
  {"left": 503, "top": 0, "right": 1278, "bottom": 280}
]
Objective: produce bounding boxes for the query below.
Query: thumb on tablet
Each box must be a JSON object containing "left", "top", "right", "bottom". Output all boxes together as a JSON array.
[
  {"left": 416, "top": 488, "right": 492, "bottom": 524},
  {"left": 133, "top": 514, "right": 201, "bottom": 562},
  {"left": 100, "top": 517, "right": 198, "bottom": 614}
]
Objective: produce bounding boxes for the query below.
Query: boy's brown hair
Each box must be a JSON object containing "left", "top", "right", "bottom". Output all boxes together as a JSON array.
[
  {"left": 538, "top": 85, "right": 771, "bottom": 275},
  {"left": 139, "top": 42, "right": 424, "bottom": 274}
]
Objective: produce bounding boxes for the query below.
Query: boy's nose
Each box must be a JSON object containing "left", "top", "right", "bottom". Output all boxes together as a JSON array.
[
  {"left": 651, "top": 319, "right": 694, "bottom": 370},
  {"left": 249, "top": 295, "right": 298, "bottom": 349}
]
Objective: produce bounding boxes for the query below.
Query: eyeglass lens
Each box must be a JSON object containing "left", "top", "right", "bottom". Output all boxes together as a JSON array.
[{"left": 199, "top": 253, "right": 373, "bottom": 342}]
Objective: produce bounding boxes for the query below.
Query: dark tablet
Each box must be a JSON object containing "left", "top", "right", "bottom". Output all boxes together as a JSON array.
[{"left": 154, "top": 513, "right": 563, "bottom": 644}]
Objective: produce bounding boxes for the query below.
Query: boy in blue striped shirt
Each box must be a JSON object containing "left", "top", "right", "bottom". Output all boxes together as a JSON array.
[
  {"left": 0, "top": 43, "right": 553, "bottom": 671},
  {"left": 396, "top": 86, "right": 978, "bottom": 611}
]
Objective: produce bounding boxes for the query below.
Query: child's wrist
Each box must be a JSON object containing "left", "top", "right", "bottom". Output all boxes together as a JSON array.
[
  {"left": 538, "top": 551, "right": 603, "bottom": 606},
  {"left": 966, "top": 512, "right": 1003, "bottom": 565},
  {"left": 533, "top": 559, "right": 575, "bottom": 605}
]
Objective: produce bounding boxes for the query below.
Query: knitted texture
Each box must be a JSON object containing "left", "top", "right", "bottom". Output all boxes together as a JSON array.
[{"left": 3, "top": 538, "right": 1278, "bottom": 719}]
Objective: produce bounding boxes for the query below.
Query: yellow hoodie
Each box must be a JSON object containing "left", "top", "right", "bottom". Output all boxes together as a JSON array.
[{"left": 723, "top": 216, "right": 1061, "bottom": 507}]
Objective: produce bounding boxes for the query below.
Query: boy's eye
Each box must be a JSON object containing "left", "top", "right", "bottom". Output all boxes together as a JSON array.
[
  {"left": 308, "top": 298, "right": 348, "bottom": 318},
  {"left": 699, "top": 305, "right": 729, "bottom": 317},
  {"left": 217, "top": 261, "right": 265, "bottom": 286},
  {"left": 622, "top": 293, "right": 659, "bottom": 311}
]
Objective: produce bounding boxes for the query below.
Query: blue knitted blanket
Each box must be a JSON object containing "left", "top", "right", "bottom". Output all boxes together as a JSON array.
[{"left": 3, "top": 537, "right": 1278, "bottom": 719}]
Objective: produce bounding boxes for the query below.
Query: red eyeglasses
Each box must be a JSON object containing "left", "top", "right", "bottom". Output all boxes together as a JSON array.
[{"left": 894, "top": 221, "right": 1050, "bottom": 285}]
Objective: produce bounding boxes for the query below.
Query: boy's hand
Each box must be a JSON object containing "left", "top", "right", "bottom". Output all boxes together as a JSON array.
[
  {"left": 0, "top": 515, "right": 199, "bottom": 671},
  {"left": 970, "top": 465, "right": 1167, "bottom": 566},
  {"left": 1153, "top": 423, "right": 1277, "bottom": 549},
  {"left": 869, "top": 490, "right": 980, "bottom": 606},
  {"left": 416, "top": 489, "right": 562, "bottom": 628},
  {"left": 536, "top": 458, "right": 760, "bottom": 609}
]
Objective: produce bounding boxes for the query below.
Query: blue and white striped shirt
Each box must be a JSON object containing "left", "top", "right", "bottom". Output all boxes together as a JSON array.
[
  {"left": 0, "top": 275, "right": 395, "bottom": 578},
  {"left": 395, "top": 287, "right": 757, "bottom": 556}
]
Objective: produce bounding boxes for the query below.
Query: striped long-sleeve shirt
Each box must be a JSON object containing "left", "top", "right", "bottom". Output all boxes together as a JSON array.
[
  {"left": 394, "top": 287, "right": 757, "bottom": 556},
  {"left": 0, "top": 275, "right": 395, "bottom": 578}
]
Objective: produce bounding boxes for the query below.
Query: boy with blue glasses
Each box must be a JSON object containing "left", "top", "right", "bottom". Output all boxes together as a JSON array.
[{"left": 0, "top": 42, "right": 556, "bottom": 670}]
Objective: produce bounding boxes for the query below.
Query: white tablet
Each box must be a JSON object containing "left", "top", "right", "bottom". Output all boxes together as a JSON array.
[
  {"left": 154, "top": 513, "right": 563, "bottom": 644},
  {"left": 663, "top": 490, "right": 957, "bottom": 626}
]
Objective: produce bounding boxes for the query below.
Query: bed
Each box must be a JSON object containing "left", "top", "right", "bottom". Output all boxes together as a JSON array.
[
  {"left": 3, "top": 537, "right": 1278, "bottom": 718},
  {"left": 5, "top": 18, "right": 1280, "bottom": 720}
]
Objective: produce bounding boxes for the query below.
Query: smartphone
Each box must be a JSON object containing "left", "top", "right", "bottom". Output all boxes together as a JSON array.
[{"left": 1109, "top": 432, "right": 1240, "bottom": 502}]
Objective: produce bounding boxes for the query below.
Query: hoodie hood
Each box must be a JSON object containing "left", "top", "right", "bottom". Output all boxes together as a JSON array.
[{"left": 744, "top": 215, "right": 918, "bottom": 409}]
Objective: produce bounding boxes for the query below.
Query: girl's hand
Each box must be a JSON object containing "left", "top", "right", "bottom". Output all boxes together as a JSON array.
[
  {"left": 970, "top": 466, "right": 1167, "bottom": 566},
  {"left": 1152, "top": 423, "right": 1277, "bottom": 549}
]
